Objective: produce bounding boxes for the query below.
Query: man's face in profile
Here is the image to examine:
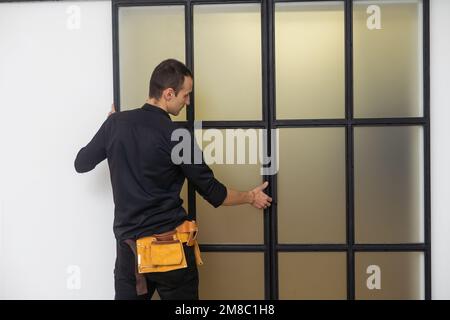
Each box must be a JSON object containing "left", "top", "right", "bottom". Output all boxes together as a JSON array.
[{"left": 168, "top": 76, "right": 193, "bottom": 116}]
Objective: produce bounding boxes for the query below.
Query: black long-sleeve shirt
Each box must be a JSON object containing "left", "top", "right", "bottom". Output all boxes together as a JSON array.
[{"left": 74, "top": 103, "right": 227, "bottom": 241}]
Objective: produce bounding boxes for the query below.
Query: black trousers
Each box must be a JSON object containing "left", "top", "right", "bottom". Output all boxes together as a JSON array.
[{"left": 114, "top": 239, "right": 199, "bottom": 300}]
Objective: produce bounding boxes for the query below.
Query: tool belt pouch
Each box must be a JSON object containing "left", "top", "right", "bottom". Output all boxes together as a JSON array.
[
  {"left": 136, "top": 230, "right": 187, "bottom": 274},
  {"left": 193, "top": 241, "right": 203, "bottom": 266},
  {"left": 175, "top": 220, "right": 203, "bottom": 266}
]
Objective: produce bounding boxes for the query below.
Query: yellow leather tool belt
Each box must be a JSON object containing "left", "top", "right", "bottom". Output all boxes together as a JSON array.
[{"left": 135, "top": 220, "right": 203, "bottom": 274}]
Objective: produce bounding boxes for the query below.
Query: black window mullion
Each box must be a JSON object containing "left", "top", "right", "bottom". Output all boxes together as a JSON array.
[
  {"left": 115, "top": 0, "right": 185, "bottom": 5},
  {"left": 112, "top": 1, "right": 121, "bottom": 111},
  {"left": 265, "top": 0, "right": 278, "bottom": 300},
  {"left": 185, "top": 0, "right": 198, "bottom": 221},
  {"left": 200, "top": 244, "right": 266, "bottom": 252},
  {"left": 261, "top": 0, "right": 272, "bottom": 301},
  {"left": 186, "top": 0, "right": 194, "bottom": 124},
  {"left": 352, "top": 244, "right": 427, "bottom": 252},
  {"left": 424, "top": 122, "right": 431, "bottom": 300},
  {"left": 345, "top": 0, "right": 355, "bottom": 301},
  {"left": 423, "top": 0, "right": 431, "bottom": 301},
  {"left": 200, "top": 121, "right": 266, "bottom": 129}
]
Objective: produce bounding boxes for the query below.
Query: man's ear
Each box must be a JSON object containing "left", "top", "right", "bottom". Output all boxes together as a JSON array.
[{"left": 163, "top": 88, "right": 175, "bottom": 101}]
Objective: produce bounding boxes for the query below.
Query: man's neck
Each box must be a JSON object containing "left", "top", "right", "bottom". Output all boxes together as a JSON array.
[{"left": 146, "top": 98, "right": 168, "bottom": 113}]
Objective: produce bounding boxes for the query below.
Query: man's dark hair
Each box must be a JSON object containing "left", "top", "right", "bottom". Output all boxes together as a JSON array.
[{"left": 149, "top": 59, "right": 193, "bottom": 100}]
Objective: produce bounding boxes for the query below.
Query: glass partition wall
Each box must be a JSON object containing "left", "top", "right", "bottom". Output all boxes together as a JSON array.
[{"left": 113, "top": 0, "right": 430, "bottom": 300}]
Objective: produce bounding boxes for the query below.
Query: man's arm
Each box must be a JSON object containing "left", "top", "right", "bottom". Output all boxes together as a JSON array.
[
  {"left": 74, "top": 105, "right": 116, "bottom": 173},
  {"left": 172, "top": 127, "right": 271, "bottom": 210},
  {"left": 74, "top": 119, "right": 108, "bottom": 173},
  {"left": 181, "top": 163, "right": 272, "bottom": 210},
  {"left": 178, "top": 144, "right": 272, "bottom": 210}
]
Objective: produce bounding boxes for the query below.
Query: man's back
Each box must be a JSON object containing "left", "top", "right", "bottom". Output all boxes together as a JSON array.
[{"left": 75, "top": 103, "right": 226, "bottom": 241}]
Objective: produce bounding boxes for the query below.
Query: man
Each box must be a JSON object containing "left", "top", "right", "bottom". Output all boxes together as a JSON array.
[{"left": 74, "top": 59, "right": 272, "bottom": 300}]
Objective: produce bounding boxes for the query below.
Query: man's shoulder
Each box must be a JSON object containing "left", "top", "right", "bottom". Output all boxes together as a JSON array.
[
  {"left": 110, "top": 108, "right": 142, "bottom": 119},
  {"left": 108, "top": 108, "right": 152, "bottom": 126},
  {"left": 108, "top": 108, "right": 178, "bottom": 135}
]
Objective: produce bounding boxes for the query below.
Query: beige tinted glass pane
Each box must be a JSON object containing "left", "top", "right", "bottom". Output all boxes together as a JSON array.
[
  {"left": 355, "top": 126, "right": 424, "bottom": 244},
  {"left": 199, "top": 252, "right": 264, "bottom": 299},
  {"left": 275, "top": 2, "right": 345, "bottom": 119},
  {"left": 279, "top": 252, "right": 347, "bottom": 299},
  {"left": 195, "top": 129, "right": 263, "bottom": 244},
  {"left": 194, "top": 4, "right": 262, "bottom": 120},
  {"left": 353, "top": 0, "right": 423, "bottom": 118},
  {"left": 278, "top": 128, "right": 346, "bottom": 243},
  {"left": 356, "top": 252, "right": 424, "bottom": 300},
  {"left": 119, "top": 6, "right": 186, "bottom": 121}
]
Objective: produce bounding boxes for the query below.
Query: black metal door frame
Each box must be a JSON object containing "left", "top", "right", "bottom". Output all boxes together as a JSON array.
[{"left": 111, "top": 0, "right": 431, "bottom": 300}]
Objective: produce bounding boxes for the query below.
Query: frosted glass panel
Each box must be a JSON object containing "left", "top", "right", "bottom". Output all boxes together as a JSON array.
[
  {"left": 195, "top": 130, "right": 263, "bottom": 244},
  {"left": 275, "top": 2, "right": 345, "bottom": 119},
  {"left": 353, "top": 0, "right": 423, "bottom": 118},
  {"left": 119, "top": 6, "right": 186, "bottom": 121},
  {"left": 354, "top": 126, "right": 424, "bottom": 244},
  {"left": 279, "top": 253, "right": 347, "bottom": 300},
  {"left": 356, "top": 252, "right": 424, "bottom": 300},
  {"left": 278, "top": 128, "right": 346, "bottom": 244},
  {"left": 199, "top": 252, "right": 264, "bottom": 299},
  {"left": 194, "top": 4, "right": 262, "bottom": 120}
]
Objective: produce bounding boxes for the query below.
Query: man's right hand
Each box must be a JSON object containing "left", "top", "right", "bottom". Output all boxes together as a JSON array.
[
  {"left": 108, "top": 103, "right": 116, "bottom": 117},
  {"left": 222, "top": 181, "right": 272, "bottom": 209},
  {"left": 249, "top": 181, "right": 272, "bottom": 209}
]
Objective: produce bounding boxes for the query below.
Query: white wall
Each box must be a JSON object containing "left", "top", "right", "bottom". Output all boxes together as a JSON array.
[
  {"left": 0, "top": 0, "right": 449, "bottom": 300},
  {"left": 0, "top": 1, "right": 115, "bottom": 299},
  {"left": 430, "top": 0, "right": 450, "bottom": 300}
]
